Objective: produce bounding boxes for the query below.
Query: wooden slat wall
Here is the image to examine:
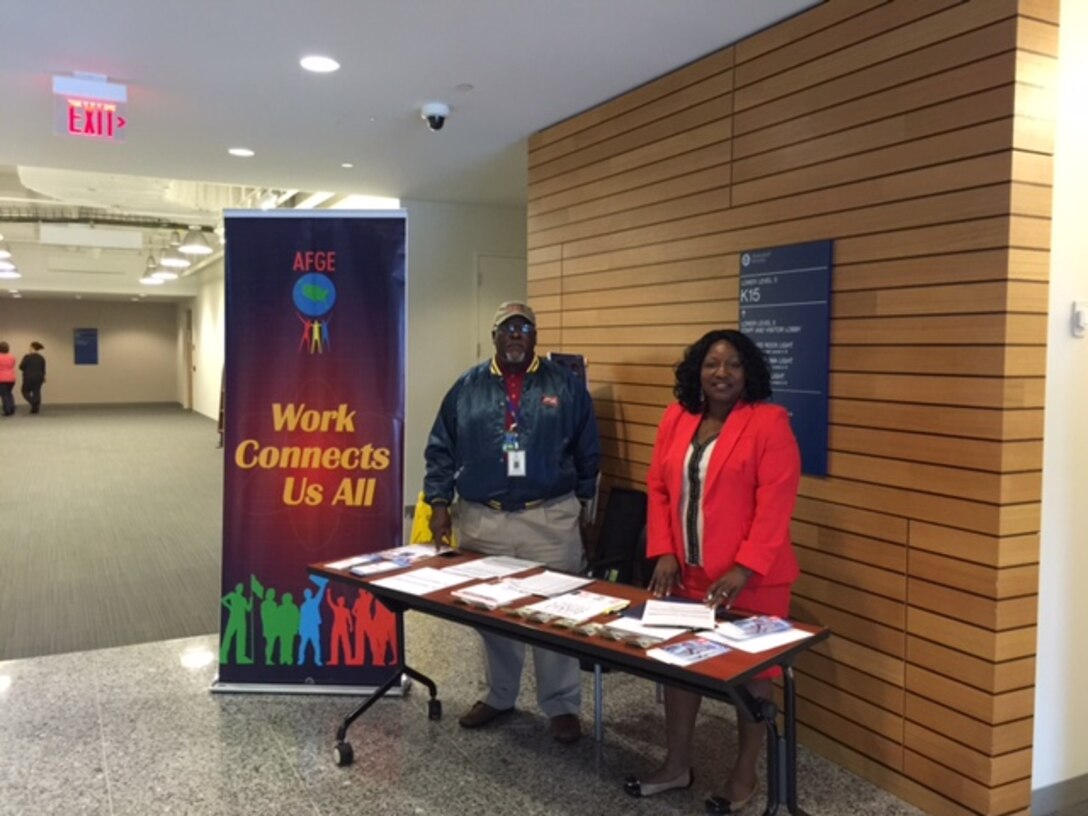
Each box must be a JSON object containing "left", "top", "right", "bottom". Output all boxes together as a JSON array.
[{"left": 526, "top": 2, "right": 1057, "bottom": 814}]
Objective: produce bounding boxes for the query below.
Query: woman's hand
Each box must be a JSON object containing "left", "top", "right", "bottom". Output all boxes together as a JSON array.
[
  {"left": 704, "top": 565, "right": 753, "bottom": 610},
  {"left": 429, "top": 505, "right": 452, "bottom": 552},
  {"left": 647, "top": 554, "right": 682, "bottom": 598}
]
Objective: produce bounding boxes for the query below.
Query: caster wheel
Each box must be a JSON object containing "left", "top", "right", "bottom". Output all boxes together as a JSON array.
[
  {"left": 333, "top": 741, "right": 354, "bottom": 766},
  {"left": 428, "top": 699, "right": 442, "bottom": 720}
]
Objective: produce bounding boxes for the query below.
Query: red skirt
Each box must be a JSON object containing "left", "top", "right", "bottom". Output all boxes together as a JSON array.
[{"left": 675, "top": 564, "right": 793, "bottom": 680}]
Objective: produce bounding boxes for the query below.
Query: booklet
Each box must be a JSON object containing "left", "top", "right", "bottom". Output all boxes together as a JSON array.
[
  {"left": 715, "top": 615, "right": 792, "bottom": 640},
  {"left": 518, "top": 590, "right": 630, "bottom": 624},
  {"left": 647, "top": 636, "right": 730, "bottom": 667},
  {"left": 641, "top": 599, "right": 716, "bottom": 631},
  {"left": 451, "top": 580, "right": 534, "bottom": 611},
  {"left": 603, "top": 616, "right": 689, "bottom": 646}
]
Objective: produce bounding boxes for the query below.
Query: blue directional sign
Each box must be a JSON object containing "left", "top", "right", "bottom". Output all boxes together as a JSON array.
[
  {"left": 74, "top": 327, "right": 99, "bottom": 365},
  {"left": 739, "top": 240, "right": 832, "bottom": 476}
]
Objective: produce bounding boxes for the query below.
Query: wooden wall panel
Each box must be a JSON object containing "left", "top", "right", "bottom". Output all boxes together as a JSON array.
[{"left": 526, "top": 1, "right": 1055, "bottom": 813}]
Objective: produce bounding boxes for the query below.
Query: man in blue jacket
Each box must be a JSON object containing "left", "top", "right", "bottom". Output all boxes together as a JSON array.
[{"left": 424, "top": 301, "right": 600, "bottom": 744}]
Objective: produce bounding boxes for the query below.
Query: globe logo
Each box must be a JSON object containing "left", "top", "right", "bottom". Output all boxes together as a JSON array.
[
  {"left": 292, "top": 273, "right": 337, "bottom": 317},
  {"left": 741, "top": 253, "right": 751, "bottom": 267}
]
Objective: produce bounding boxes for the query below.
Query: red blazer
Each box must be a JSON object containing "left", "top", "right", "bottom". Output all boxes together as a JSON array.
[{"left": 646, "top": 401, "right": 801, "bottom": 588}]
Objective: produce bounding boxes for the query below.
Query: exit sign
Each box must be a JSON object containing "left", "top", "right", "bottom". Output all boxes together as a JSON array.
[
  {"left": 63, "top": 98, "right": 127, "bottom": 140},
  {"left": 52, "top": 73, "right": 128, "bottom": 143}
]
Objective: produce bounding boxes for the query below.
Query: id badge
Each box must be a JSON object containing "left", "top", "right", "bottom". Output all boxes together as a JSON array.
[
  {"left": 507, "top": 449, "right": 527, "bottom": 477},
  {"left": 502, "top": 430, "right": 520, "bottom": 452}
]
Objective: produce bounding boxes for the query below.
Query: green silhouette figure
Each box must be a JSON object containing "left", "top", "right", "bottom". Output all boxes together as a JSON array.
[
  {"left": 259, "top": 587, "right": 280, "bottom": 665},
  {"left": 220, "top": 582, "right": 253, "bottom": 665},
  {"left": 277, "top": 592, "right": 300, "bottom": 665}
]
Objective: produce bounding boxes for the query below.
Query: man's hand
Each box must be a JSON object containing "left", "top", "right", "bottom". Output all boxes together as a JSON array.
[
  {"left": 647, "top": 554, "right": 682, "bottom": 598},
  {"left": 429, "top": 504, "right": 452, "bottom": 552}
]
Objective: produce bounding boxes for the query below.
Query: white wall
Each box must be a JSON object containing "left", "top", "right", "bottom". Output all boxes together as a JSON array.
[
  {"left": 0, "top": 298, "right": 180, "bottom": 405},
  {"left": 185, "top": 201, "right": 527, "bottom": 504},
  {"left": 190, "top": 259, "right": 226, "bottom": 421},
  {"left": 1034, "top": 0, "right": 1088, "bottom": 795}
]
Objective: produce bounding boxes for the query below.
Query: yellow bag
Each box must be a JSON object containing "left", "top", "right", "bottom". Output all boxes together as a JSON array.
[{"left": 409, "top": 492, "right": 457, "bottom": 547}]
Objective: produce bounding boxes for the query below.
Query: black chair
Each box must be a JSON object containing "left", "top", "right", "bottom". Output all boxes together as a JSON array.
[
  {"left": 583, "top": 486, "right": 649, "bottom": 741},
  {"left": 586, "top": 486, "right": 649, "bottom": 586}
]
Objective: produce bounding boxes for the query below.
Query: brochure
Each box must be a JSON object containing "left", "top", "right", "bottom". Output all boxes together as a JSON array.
[
  {"left": 370, "top": 567, "right": 473, "bottom": 596},
  {"left": 518, "top": 590, "right": 630, "bottom": 624},
  {"left": 443, "top": 555, "right": 541, "bottom": 580},
  {"left": 647, "top": 636, "right": 730, "bottom": 667}
]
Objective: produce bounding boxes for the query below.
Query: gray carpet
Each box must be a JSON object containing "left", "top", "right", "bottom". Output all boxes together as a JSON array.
[{"left": 0, "top": 404, "right": 223, "bottom": 660}]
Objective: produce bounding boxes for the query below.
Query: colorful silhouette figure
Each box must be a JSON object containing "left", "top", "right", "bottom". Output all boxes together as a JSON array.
[
  {"left": 220, "top": 583, "right": 253, "bottom": 665},
  {"left": 350, "top": 589, "right": 374, "bottom": 665},
  {"left": 297, "top": 575, "right": 329, "bottom": 666},
  {"left": 277, "top": 592, "right": 300, "bottom": 665},
  {"left": 326, "top": 593, "right": 354, "bottom": 666},
  {"left": 297, "top": 313, "right": 313, "bottom": 352},
  {"left": 258, "top": 587, "right": 280, "bottom": 665},
  {"left": 367, "top": 596, "right": 399, "bottom": 667},
  {"left": 310, "top": 319, "right": 324, "bottom": 354}
]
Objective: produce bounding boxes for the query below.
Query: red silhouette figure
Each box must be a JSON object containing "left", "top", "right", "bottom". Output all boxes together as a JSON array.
[
  {"left": 368, "top": 596, "right": 399, "bottom": 666},
  {"left": 297, "top": 313, "right": 313, "bottom": 351},
  {"left": 350, "top": 589, "right": 375, "bottom": 665},
  {"left": 325, "top": 592, "right": 354, "bottom": 666}
]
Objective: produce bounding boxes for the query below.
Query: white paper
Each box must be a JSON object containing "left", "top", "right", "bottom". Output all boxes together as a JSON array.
[
  {"left": 507, "top": 570, "right": 593, "bottom": 597},
  {"left": 703, "top": 627, "right": 813, "bottom": 653},
  {"left": 443, "top": 555, "right": 541, "bottom": 579},
  {"left": 326, "top": 554, "right": 377, "bottom": 570},
  {"left": 450, "top": 581, "right": 533, "bottom": 610},
  {"left": 641, "top": 600, "right": 716, "bottom": 630},
  {"left": 370, "top": 567, "right": 473, "bottom": 596},
  {"left": 604, "top": 616, "right": 688, "bottom": 642}
]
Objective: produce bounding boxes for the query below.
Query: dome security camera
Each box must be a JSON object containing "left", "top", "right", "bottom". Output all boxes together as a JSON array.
[{"left": 421, "top": 102, "right": 450, "bottom": 131}]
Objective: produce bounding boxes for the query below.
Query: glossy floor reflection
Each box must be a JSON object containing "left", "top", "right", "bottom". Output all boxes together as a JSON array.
[{"left": 0, "top": 614, "right": 927, "bottom": 816}]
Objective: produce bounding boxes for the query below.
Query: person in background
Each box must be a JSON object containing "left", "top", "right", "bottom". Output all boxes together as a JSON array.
[
  {"left": 423, "top": 301, "right": 600, "bottom": 744},
  {"left": 623, "top": 329, "right": 801, "bottom": 815},
  {"left": 0, "top": 341, "right": 16, "bottom": 416},
  {"left": 19, "top": 341, "right": 46, "bottom": 415}
]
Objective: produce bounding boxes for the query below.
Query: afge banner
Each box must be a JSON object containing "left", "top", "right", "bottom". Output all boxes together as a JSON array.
[{"left": 218, "top": 210, "right": 406, "bottom": 688}]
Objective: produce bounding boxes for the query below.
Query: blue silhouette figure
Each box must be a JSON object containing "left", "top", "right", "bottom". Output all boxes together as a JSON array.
[{"left": 297, "top": 575, "right": 330, "bottom": 666}]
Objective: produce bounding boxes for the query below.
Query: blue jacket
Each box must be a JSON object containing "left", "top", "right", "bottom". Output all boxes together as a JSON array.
[{"left": 424, "top": 356, "right": 600, "bottom": 510}]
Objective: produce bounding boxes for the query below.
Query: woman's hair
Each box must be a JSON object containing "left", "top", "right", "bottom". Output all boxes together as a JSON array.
[
  {"left": 674, "top": 329, "right": 772, "bottom": 412},
  {"left": 0, "top": 341, "right": 8, "bottom": 353},
  {"left": 30, "top": 342, "right": 44, "bottom": 351}
]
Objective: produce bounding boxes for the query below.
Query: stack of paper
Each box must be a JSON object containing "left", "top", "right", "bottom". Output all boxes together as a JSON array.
[
  {"left": 641, "top": 599, "right": 716, "bottom": 631},
  {"left": 451, "top": 581, "right": 533, "bottom": 610},
  {"left": 370, "top": 567, "right": 473, "bottom": 596},
  {"left": 506, "top": 571, "right": 592, "bottom": 597},
  {"left": 519, "top": 590, "right": 630, "bottom": 624},
  {"left": 603, "top": 616, "right": 688, "bottom": 645},
  {"left": 443, "top": 555, "right": 540, "bottom": 580}
]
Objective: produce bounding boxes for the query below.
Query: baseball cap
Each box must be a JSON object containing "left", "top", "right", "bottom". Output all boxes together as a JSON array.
[{"left": 492, "top": 301, "right": 536, "bottom": 329}]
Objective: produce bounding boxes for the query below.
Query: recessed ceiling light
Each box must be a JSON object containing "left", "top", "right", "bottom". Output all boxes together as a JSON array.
[
  {"left": 228, "top": 147, "right": 255, "bottom": 157},
  {"left": 341, "top": 162, "right": 354, "bottom": 169},
  {"left": 300, "top": 55, "right": 340, "bottom": 73}
]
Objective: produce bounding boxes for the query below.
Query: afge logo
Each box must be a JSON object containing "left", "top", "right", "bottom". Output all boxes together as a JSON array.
[
  {"left": 741, "top": 253, "right": 751, "bottom": 267},
  {"left": 293, "top": 272, "right": 337, "bottom": 354}
]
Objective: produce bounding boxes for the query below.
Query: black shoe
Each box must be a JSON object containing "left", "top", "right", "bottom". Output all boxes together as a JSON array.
[{"left": 623, "top": 769, "right": 693, "bottom": 797}]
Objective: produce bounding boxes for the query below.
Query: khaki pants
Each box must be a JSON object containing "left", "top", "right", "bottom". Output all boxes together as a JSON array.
[{"left": 456, "top": 493, "right": 584, "bottom": 716}]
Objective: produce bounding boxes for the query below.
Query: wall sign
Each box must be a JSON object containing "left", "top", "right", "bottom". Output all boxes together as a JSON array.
[
  {"left": 73, "top": 327, "right": 99, "bottom": 365},
  {"left": 739, "top": 240, "right": 832, "bottom": 476}
]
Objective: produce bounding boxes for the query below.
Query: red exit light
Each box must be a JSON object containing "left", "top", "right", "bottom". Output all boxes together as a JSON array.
[{"left": 66, "top": 98, "right": 127, "bottom": 140}]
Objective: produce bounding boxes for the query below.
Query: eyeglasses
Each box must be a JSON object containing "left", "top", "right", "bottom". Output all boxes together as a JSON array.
[{"left": 496, "top": 321, "right": 535, "bottom": 336}]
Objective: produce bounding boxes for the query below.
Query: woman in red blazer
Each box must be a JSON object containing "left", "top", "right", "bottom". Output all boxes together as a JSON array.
[{"left": 624, "top": 329, "right": 801, "bottom": 815}]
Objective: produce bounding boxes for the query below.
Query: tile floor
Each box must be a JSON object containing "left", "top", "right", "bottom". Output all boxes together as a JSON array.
[{"left": 0, "top": 613, "right": 933, "bottom": 816}]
